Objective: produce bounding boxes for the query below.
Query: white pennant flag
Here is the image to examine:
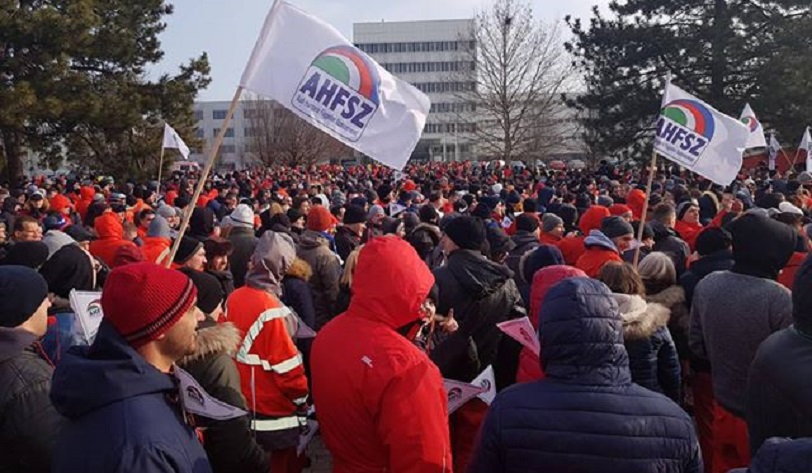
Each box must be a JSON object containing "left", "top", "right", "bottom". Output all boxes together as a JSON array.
[
  {"left": 739, "top": 103, "right": 767, "bottom": 149},
  {"left": 654, "top": 81, "right": 749, "bottom": 186},
  {"left": 496, "top": 316, "right": 540, "bottom": 356},
  {"left": 472, "top": 365, "right": 497, "bottom": 405},
  {"left": 801, "top": 127, "right": 812, "bottom": 172},
  {"left": 443, "top": 379, "right": 488, "bottom": 415},
  {"left": 162, "top": 123, "right": 191, "bottom": 160},
  {"left": 768, "top": 134, "right": 781, "bottom": 171},
  {"left": 175, "top": 367, "right": 248, "bottom": 420},
  {"left": 240, "top": 1, "right": 430, "bottom": 171}
]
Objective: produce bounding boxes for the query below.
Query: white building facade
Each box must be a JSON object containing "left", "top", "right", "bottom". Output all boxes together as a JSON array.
[
  {"left": 190, "top": 101, "right": 254, "bottom": 170},
  {"left": 354, "top": 19, "right": 477, "bottom": 161}
]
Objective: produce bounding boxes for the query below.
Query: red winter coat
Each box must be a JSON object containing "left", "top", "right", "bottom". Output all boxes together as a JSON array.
[
  {"left": 516, "top": 266, "right": 587, "bottom": 383},
  {"left": 559, "top": 206, "right": 610, "bottom": 265},
  {"left": 311, "top": 237, "right": 452, "bottom": 473},
  {"left": 89, "top": 213, "right": 137, "bottom": 267},
  {"left": 675, "top": 220, "right": 703, "bottom": 253},
  {"left": 778, "top": 251, "right": 807, "bottom": 291}
]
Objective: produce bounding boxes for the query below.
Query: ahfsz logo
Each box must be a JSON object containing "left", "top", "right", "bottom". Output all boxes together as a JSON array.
[
  {"left": 655, "top": 99, "right": 715, "bottom": 165},
  {"left": 292, "top": 45, "right": 380, "bottom": 142}
]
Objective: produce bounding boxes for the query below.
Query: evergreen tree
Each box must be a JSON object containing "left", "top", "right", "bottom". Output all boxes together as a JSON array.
[
  {"left": 0, "top": 0, "right": 210, "bottom": 184},
  {"left": 565, "top": 1, "right": 812, "bottom": 159}
]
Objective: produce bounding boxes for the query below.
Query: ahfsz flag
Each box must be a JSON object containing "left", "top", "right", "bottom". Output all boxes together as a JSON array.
[
  {"left": 162, "top": 123, "right": 190, "bottom": 160},
  {"left": 739, "top": 103, "right": 767, "bottom": 149},
  {"left": 240, "top": 1, "right": 430, "bottom": 171},
  {"left": 654, "top": 82, "right": 749, "bottom": 186}
]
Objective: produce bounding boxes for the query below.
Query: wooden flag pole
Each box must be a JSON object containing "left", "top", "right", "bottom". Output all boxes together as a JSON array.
[
  {"left": 166, "top": 86, "right": 244, "bottom": 267},
  {"left": 633, "top": 150, "right": 658, "bottom": 267},
  {"left": 157, "top": 146, "right": 166, "bottom": 186}
]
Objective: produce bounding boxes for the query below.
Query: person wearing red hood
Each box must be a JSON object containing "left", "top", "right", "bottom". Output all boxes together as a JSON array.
[
  {"left": 576, "top": 216, "right": 635, "bottom": 278},
  {"left": 89, "top": 212, "right": 137, "bottom": 268},
  {"left": 48, "top": 194, "right": 74, "bottom": 227},
  {"left": 609, "top": 203, "right": 634, "bottom": 222},
  {"left": 311, "top": 236, "right": 452, "bottom": 473},
  {"left": 627, "top": 188, "right": 647, "bottom": 220},
  {"left": 75, "top": 186, "right": 96, "bottom": 222},
  {"left": 558, "top": 205, "right": 610, "bottom": 266},
  {"left": 674, "top": 202, "right": 703, "bottom": 253}
]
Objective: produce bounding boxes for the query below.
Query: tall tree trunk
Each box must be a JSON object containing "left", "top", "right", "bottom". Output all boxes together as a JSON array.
[
  {"left": 710, "top": 0, "right": 730, "bottom": 103},
  {"left": 0, "top": 128, "right": 25, "bottom": 187}
]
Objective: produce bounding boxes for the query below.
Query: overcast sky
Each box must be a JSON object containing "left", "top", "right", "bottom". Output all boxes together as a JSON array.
[{"left": 153, "top": 0, "right": 610, "bottom": 101}]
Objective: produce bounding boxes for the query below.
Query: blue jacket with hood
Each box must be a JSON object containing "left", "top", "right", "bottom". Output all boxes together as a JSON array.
[
  {"left": 50, "top": 321, "right": 212, "bottom": 473},
  {"left": 468, "top": 278, "right": 702, "bottom": 473}
]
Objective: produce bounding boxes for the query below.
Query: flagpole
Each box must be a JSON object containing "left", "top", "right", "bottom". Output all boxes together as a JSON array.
[
  {"left": 633, "top": 150, "right": 657, "bottom": 267},
  {"left": 157, "top": 146, "right": 166, "bottom": 187},
  {"left": 166, "top": 86, "right": 244, "bottom": 267}
]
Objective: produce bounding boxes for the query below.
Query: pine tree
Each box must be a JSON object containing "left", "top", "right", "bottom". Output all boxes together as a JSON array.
[
  {"left": 565, "top": 0, "right": 812, "bottom": 160},
  {"left": 0, "top": 0, "right": 210, "bottom": 184}
]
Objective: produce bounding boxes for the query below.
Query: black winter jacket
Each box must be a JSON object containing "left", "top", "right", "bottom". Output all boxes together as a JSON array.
[
  {"left": 505, "top": 232, "right": 539, "bottom": 284},
  {"left": 0, "top": 329, "right": 62, "bottom": 473},
  {"left": 680, "top": 249, "right": 734, "bottom": 309},
  {"left": 431, "top": 249, "right": 525, "bottom": 388},
  {"left": 334, "top": 226, "right": 361, "bottom": 263},
  {"left": 614, "top": 293, "right": 681, "bottom": 403},
  {"left": 469, "top": 278, "right": 702, "bottom": 473},
  {"left": 228, "top": 227, "right": 258, "bottom": 288},
  {"left": 650, "top": 221, "right": 691, "bottom": 276},
  {"left": 178, "top": 320, "right": 269, "bottom": 473},
  {"left": 747, "top": 327, "right": 812, "bottom": 454}
]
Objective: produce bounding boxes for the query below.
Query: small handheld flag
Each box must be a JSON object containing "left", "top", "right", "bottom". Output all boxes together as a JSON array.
[
  {"left": 163, "top": 123, "right": 191, "bottom": 160},
  {"left": 739, "top": 103, "right": 767, "bottom": 149}
]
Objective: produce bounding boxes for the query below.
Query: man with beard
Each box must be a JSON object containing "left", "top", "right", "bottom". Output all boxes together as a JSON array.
[{"left": 50, "top": 263, "right": 212, "bottom": 473}]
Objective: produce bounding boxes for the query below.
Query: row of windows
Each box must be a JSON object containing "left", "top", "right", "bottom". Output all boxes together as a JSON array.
[
  {"left": 413, "top": 82, "right": 476, "bottom": 93},
  {"left": 381, "top": 61, "right": 475, "bottom": 74},
  {"left": 424, "top": 123, "right": 477, "bottom": 134},
  {"left": 430, "top": 102, "right": 476, "bottom": 114},
  {"left": 356, "top": 40, "right": 476, "bottom": 54},
  {"left": 431, "top": 143, "right": 473, "bottom": 154}
]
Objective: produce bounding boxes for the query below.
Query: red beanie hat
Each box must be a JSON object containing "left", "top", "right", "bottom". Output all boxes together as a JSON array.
[
  {"left": 102, "top": 262, "right": 197, "bottom": 348},
  {"left": 609, "top": 204, "right": 633, "bottom": 217},
  {"left": 307, "top": 206, "right": 333, "bottom": 232}
]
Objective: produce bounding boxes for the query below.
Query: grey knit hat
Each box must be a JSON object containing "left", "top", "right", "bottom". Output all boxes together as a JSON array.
[{"left": 541, "top": 213, "right": 564, "bottom": 233}]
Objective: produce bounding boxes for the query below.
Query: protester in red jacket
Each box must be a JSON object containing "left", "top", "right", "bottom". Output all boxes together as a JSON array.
[
  {"left": 558, "top": 205, "right": 610, "bottom": 266},
  {"left": 311, "top": 236, "right": 452, "bottom": 473},
  {"left": 576, "top": 216, "right": 634, "bottom": 278},
  {"left": 89, "top": 212, "right": 137, "bottom": 267},
  {"left": 674, "top": 202, "right": 703, "bottom": 253}
]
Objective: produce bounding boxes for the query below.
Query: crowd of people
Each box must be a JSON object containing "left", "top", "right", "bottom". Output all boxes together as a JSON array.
[{"left": 1, "top": 158, "right": 811, "bottom": 472}]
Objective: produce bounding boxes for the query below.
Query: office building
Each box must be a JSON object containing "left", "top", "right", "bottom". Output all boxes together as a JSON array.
[{"left": 354, "top": 19, "right": 478, "bottom": 161}]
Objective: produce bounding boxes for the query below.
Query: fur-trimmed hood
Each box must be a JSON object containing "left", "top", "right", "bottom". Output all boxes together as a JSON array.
[
  {"left": 285, "top": 257, "right": 312, "bottom": 281},
  {"left": 178, "top": 320, "right": 242, "bottom": 366},
  {"left": 645, "top": 284, "right": 688, "bottom": 333},
  {"left": 411, "top": 222, "right": 442, "bottom": 240},
  {"left": 613, "top": 293, "right": 671, "bottom": 341}
]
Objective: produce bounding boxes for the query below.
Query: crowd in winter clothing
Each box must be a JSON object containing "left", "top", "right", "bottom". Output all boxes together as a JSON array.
[{"left": 2, "top": 159, "right": 812, "bottom": 472}]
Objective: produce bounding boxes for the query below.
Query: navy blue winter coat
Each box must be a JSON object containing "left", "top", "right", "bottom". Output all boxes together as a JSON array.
[
  {"left": 468, "top": 278, "right": 702, "bottom": 473},
  {"left": 50, "top": 321, "right": 212, "bottom": 473},
  {"left": 731, "top": 437, "right": 812, "bottom": 473}
]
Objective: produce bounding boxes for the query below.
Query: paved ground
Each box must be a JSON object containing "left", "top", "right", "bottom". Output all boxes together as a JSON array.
[{"left": 303, "top": 434, "right": 332, "bottom": 472}]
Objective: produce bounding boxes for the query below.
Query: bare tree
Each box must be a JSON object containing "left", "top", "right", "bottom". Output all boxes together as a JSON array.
[
  {"left": 243, "top": 96, "right": 349, "bottom": 166},
  {"left": 452, "top": 0, "right": 576, "bottom": 162}
]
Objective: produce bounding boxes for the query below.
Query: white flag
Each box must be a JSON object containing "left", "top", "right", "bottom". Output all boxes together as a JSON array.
[
  {"left": 162, "top": 123, "right": 191, "bottom": 160},
  {"left": 801, "top": 127, "right": 812, "bottom": 172},
  {"left": 739, "top": 103, "right": 767, "bottom": 149},
  {"left": 768, "top": 134, "right": 780, "bottom": 171},
  {"left": 654, "top": 82, "right": 749, "bottom": 186},
  {"left": 443, "top": 379, "right": 488, "bottom": 415},
  {"left": 472, "top": 365, "right": 497, "bottom": 405},
  {"left": 240, "top": 1, "right": 430, "bottom": 171},
  {"left": 496, "top": 316, "right": 540, "bottom": 356},
  {"left": 69, "top": 290, "right": 104, "bottom": 345},
  {"left": 175, "top": 367, "right": 248, "bottom": 420}
]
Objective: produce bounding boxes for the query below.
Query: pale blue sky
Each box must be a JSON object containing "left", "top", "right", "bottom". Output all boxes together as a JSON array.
[{"left": 153, "top": 0, "right": 610, "bottom": 101}]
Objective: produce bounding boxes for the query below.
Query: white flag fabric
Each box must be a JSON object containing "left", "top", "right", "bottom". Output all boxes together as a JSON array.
[
  {"left": 739, "top": 103, "right": 767, "bottom": 149},
  {"left": 496, "top": 316, "right": 540, "bottom": 356},
  {"left": 443, "top": 379, "right": 488, "bottom": 415},
  {"left": 768, "top": 134, "right": 780, "bottom": 171},
  {"left": 162, "top": 123, "right": 191, "bottom": 160},
  {"left": 175, "top": 367, "right": 247, "bottom": 420},
  {"left": 654, "top": 82, "right": 749, "bottom": 186},
  {"left": 801, "top": 127, "right": 812, "bottom": 171},
  {"left": 240, "top": 1, "right": 430, "bottom": 171},
  {"left": 472, "top": 365, "right": 497, "bottom": 405},
  {"left": 69, "top": 290, "right": 104, "bottom": 345}
]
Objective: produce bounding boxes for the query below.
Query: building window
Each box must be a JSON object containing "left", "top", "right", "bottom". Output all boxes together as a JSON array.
[
  {"left": 193, "top": 110, "right": 203, "bottom": 121},
  {"left": 245, "top": 127, "right": 259, "bottom": 137},
  {"left": 224, "top": 128, "right": 235, "bottom": 138},
  {"left": 212, "top": 110, "right": 227, "bottom": 120},
  {"left": 220, "top": 145, "right": 236, "bottom": 154},
  {"left": 354, "top": 40, "right": 476, "bottom": 54},
  {"left": 195, "top": 128, "right": 204, "bottom": 138}
]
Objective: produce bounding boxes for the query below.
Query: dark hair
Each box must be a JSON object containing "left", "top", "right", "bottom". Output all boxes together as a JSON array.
[
  {"left": 652, "top": 203, "right": 676, "bottom": 224},
  {"left": 13, "top": 215, "right": 40, "bottom": 233},
  {"left": 598, "top": 262, "right": 646, "bottom": 296},
  {"left": 523, "top": 198, "right": 538, "bottom": 213}
]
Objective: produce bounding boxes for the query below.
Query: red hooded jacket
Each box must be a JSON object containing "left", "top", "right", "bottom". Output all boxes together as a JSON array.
[
  {"left": 516, "top": 266, "right": 587, "bottom": 383},
  {"left": 311, "top": 237, "right": 452, "bottom": 473},
  {"left": 76, "top": 186, "right": 96, "bottom": 221},
  {"left": 558, "top": 206, "right": 610, "bottom": 265},
  {"left": 89, "top": 212, "right": 137, "bottom": 267}
]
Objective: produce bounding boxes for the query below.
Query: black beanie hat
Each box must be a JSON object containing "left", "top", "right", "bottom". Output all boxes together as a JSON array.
[
  {"left": 728, "top": 213, "right": 795, "bottom": 279},
  {"left": 0, "top": 266, "right": 48, "bottom": 328},
  {"left": 600, "top": 216, "right": 634, "bottom": 239},
  {"left": 343, "top": 204, "right": 367, "bottom": 225},
  {"left": 1, "top": 241, "right": 49, "bottom": 269},
  {"left": 516, "top": 213, "right": 540, "bottom": 233},
  {"left": 174, "top": 237, "right": 204, "bottom": 265},
  {"left": 444, "top": 216, "right": 486, "bottom": 251},
  {"left": 179, "top": 267, "right": 224, "bottom": 315},
  {"left": 695, "top": 227, "right": 732, "bottom": 256}
]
